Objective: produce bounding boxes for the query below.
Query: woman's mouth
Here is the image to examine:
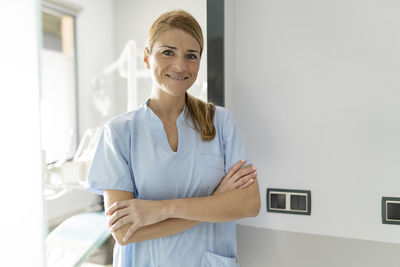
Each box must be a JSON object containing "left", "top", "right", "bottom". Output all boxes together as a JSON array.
[{"left": 166, "top": 74, "right": 188, "bottom": 80}]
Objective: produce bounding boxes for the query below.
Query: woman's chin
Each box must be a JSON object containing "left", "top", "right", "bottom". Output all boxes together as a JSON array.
[{"left": 160, "top": 87, "right": 190, "bottom": 97}]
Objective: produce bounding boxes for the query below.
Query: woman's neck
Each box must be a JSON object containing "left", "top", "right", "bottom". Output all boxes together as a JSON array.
[{"left": 148, "top": 89, "right": 186, "bottom": 121}]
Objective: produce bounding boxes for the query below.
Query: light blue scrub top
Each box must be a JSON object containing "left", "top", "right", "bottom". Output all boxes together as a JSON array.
[{"left": 86, "top": 99, "right": 251, "bottom": 267}]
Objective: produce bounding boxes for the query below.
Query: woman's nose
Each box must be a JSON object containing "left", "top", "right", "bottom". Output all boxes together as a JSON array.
[{"left": 172, "top": 56, "right": 187, "bottom": 72}]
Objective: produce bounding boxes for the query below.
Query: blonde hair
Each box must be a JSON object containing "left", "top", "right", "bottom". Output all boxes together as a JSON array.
[
  {"left": 147, "top": 10, "right": 216, "bottom": 141},
  {"left": 147, "top": 10, "right": 203, "bottom": 55}
]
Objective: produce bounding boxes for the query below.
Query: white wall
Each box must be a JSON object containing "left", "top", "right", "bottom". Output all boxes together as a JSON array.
[
  {"left": 237, "top": 225, "right": 400, "bottom": 267},
  {"left": 228, "top": 0, "right": 400, "bottom": 244},
  {"left": 0, "top": 1, "right": 44, "bottom": 266}
]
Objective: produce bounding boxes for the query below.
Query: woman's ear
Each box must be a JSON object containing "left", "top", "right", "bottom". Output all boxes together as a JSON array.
[{"left": 144, "top": 47, "right": 150, "bottom": 70}]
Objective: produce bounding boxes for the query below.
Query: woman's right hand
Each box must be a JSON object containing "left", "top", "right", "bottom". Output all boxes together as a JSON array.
[{"left": 213, "top": 159, "right": 257, "bottom": 195}]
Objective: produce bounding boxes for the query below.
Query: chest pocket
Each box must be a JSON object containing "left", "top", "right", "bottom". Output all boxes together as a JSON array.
[
  {"left": 198, "top": 153, "right": 225, "bottom": 171},
  {"left": 196, "top": 153, "right": 225, "bottom": 195},
  {"left": 202, "top": 250, "right": 239, "bottom": 267}
]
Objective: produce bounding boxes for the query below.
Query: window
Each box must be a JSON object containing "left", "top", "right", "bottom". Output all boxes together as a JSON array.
[{"left": 40, "top": 4, "right": 78, "bottom": 164}]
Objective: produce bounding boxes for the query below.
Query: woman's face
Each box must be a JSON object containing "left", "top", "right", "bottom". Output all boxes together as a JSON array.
[{"left": 144, "top": 28, "right": 201, "bottom": 97}]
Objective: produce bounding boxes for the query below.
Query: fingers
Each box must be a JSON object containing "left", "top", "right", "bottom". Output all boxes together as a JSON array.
[
  {"left": 108, "top": 208, "right": 130, "bottom": 227},
  {"left": 109, "top": 216, "right": 130, "bottom": 233},
  {"left": 225, "top": 159, "right": 247, "bottom": 179},
  {"left": 122, "top": 223, "right": 140, "bottom": 243},
  {"left": 235, "top": 170, "right": 257, "bottom": 188},
  {"left": 238, "top": 177, "right": 256, "bottom": 189},
  {"left": 106, "top": 200, "right": 129, "bottom": 216},
  {"left": 231, "top": 165, "right": 256, "bottom": 183}
]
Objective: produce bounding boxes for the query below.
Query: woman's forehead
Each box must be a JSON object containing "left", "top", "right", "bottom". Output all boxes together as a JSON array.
[{"left": 153, "top": 28, "right": 200, "bottom": 51}]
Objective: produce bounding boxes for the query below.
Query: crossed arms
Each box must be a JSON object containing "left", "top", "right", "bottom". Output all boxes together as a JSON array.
[{"left": 104, "top": 160, "right": 261, "bottom": 245}]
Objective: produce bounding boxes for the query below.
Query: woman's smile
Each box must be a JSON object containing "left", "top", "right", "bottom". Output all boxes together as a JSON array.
[{"left": 166, "top": 73, "right": 189, "bottom": 80}]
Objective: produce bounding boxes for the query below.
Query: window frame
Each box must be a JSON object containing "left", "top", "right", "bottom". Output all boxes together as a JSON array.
[{"left": 40, "top": 1, "right": 80, "bottom": 164}]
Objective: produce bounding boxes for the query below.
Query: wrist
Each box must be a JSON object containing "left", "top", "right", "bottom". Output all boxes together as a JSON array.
[{"left": 160, "top": 199, "right": 176, "bottom": 220}]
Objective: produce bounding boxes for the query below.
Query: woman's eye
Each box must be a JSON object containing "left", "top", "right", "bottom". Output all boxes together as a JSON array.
[
  {"left": 187, "top": 54, "right": 198, "bottom": 60},
  {"left": 162, "top": 50, "right": 173, "bottom": 56}
]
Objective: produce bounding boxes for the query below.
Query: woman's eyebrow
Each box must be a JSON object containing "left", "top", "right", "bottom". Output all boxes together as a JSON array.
[
  {"left": 187, "top": 49, "right": 200, "bottom": 54},
  {"left": 160, "top": 45, "right": 200, "bottom": 54},
  {"left": 160, "top": 45, "right": 177, "bottom": 50}
]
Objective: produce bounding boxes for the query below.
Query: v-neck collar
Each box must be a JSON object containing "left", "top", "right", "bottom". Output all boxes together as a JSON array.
[{"left": 144, "top": 98, "right": 186, "bottom": 128}]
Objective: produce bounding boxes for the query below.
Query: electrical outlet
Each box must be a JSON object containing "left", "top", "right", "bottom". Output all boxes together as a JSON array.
[
  {"left": 382, "top": 197, "right": 400, "bottom": 225},
  {"left": 267, "top": 188, "right": 311, "bottom": 215}
]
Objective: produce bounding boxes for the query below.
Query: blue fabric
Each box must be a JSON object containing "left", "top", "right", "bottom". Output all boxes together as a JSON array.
[{"left": 86, "top": 99, "right": 250, "bottom": 267}]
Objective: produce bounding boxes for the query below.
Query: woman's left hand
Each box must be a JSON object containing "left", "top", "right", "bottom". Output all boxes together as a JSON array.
[
  {"left": 213, "top": 159, "right": 257, "bottom": 195},
  {"left": 106, "top": 199, "right": 168, "bottom": 242}
]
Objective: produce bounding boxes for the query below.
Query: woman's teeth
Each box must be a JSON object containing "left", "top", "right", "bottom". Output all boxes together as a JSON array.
[{"left": 167, "top": 74, "right": 187, "bottom": 80}]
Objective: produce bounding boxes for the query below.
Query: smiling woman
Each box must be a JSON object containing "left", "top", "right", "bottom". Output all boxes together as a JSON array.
[
  {"left": 86, "top": 9, "right": 260, "bottom": 267},
  {"left": 144, "top": 28, "right": 201, "bottom": 99}
]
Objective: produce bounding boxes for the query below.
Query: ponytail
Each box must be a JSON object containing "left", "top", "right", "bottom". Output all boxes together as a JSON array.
[{"left": 185, "top": 93, "right": 216, "bottom": 141}]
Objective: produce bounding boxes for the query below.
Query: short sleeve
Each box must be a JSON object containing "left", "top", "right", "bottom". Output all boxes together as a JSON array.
[
  {"left": 221, "top": 109, "right": 252, "bottom": 173},
  {"left": 85, "top": 123, "right": 136, "bottom": 196}
]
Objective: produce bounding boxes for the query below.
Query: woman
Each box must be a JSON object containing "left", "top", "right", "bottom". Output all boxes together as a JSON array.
[{"left": 87, "top": 10, "right": 260, "bottom": 267}]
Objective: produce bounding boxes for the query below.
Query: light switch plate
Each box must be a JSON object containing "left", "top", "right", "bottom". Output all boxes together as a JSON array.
[
  {"left": 267, "top": 188, "right": 311, "bottom": 215},
  {"left": 382, "top": 197, "right": 400, "bottom": 225}
]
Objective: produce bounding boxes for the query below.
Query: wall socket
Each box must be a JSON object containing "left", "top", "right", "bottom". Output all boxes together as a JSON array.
[
  {"left": 267, "top": 188, "right": 311, "bottom": 215},
  {"left": 382, "top": 197, "right": 400, "bottom": 225}
]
